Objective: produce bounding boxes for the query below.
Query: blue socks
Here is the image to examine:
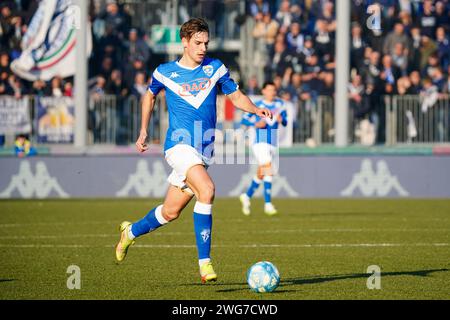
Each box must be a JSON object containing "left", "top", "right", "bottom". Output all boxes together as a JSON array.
[
  {"left": 193, "top": 202, "right": 213, "bottom": 265},
  {"left": 131, "top": 205, "right": 168, "bottom": 238},
  {"left": 129, "top": 202, "right": 214, "bottom": 266},
  {"left": 263, "top": 176, "right": 272, "bottom": 204},
  {"left": 246, "top": 176, "right": 262, "bottom": 198}
]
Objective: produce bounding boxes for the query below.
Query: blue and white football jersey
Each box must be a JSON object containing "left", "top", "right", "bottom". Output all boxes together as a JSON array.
[
  {"left": 241, "top": 98, "right": 288, "bottom": 146},
  {"left": 148, "top": 57, "right": 238, "bottom": 158}
]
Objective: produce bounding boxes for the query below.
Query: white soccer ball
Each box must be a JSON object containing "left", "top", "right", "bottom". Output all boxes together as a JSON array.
[{"left": 246, "top": 261, "right": 280, "bottom": 293}]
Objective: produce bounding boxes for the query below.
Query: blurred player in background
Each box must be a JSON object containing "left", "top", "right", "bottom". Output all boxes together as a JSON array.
[
  {"left": 240, "top": 81, "right": 288, "bottom": 216},
  {"left": 115, "top": 18, "right": 271, "bottom": 283}
]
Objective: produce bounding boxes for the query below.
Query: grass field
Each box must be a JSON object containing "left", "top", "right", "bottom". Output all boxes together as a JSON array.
[{"left": 0, "top": 198, "right": 449, "bottom": 300}]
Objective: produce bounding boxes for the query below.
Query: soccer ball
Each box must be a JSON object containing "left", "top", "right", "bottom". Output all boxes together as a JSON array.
[{"left": 246, "top": 261, "right": 280, "bottom": 293}]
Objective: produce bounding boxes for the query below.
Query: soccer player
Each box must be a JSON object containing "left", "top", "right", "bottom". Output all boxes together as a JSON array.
[
  {"left": 239, "top": 82, "right": 288, "bottom": 216},
  {"left": 115, "top": 18, "right": 272, "bottom": 283}
]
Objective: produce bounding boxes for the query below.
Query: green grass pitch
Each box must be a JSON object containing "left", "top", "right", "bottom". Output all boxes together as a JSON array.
[{"left": 0, "top": 198, "right": 449, "bottom": 300}]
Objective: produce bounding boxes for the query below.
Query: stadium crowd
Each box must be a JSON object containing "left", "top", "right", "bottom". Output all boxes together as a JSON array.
[
  {"left": 247, "top": 0, "right": 449, "bottom": 142},
  {"left": 1, "top": 0, "right": 450, "bottom": 145}
]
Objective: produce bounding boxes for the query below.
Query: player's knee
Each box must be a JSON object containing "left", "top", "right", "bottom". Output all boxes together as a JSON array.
[
  {"left": 198, "top": 182, "right": 215, "bottom": 203},
  {"left": 161, "top": 206, "right": 181, "bottom": 221}
]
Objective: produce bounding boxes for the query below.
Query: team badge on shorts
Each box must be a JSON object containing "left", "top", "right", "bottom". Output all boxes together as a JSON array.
[{"left": 203, "top": 65, "right": 213, "bottom": 77}]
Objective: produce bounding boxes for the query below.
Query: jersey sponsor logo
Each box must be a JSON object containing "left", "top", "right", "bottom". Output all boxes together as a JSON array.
[
  {"left": 116, "top": 160, "right": 168, "bottom": 197},
  {"left": 202, "top": 65, "right": 213, "bottom": 77},
  {"left": 179, "top": 78, "right": 212, "bottom": 96},
  {"left": 0, "top": 160, "right": 69, "bottom": 198},
  {"left": 341, "top": 159, "right": 409, "bottom": 197}
]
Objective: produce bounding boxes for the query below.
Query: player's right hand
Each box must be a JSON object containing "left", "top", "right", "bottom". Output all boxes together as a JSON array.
[{"left": 136, "top": 131, "right": 149, "bottom": 153}]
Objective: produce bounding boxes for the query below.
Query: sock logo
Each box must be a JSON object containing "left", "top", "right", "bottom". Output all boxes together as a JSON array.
[{"left": 200, "top": 229, "right": 210, "bottom": 243}]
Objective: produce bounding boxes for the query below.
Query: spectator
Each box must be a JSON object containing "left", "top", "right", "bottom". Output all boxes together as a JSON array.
[
  {"left": 90, "top": 76, "right": 106, "bottom": 101},
  {"left": 50, "top": 77, "right": 63, "bottom": 97},
  {"left": 408, "top": 71, "right": 423, "bottom": 94},
  {"left": 264, "top": 40, "right": 293, "bottom": 81},
  {"left": 123, "top": 56, "right": 146, "bottom": 89},
  {"left": 275, "top": 0, "right": 293, "bottom": 35},
  {"left": 106, "top": 69, "right": 128, "bottom": 97},
  {"left": 15, "top": 134, "right": 37, "bottom": 157},
  {"left": 314, "top": 19, "right": 334, "bottom": 63},
  {"left": 245, "top": 75, "right": 261, "bottom": 96},
  {"left": 435, "top": 1, "right": 449, "bottom": 29},
  {"left": 63, "top": 81, "right": 73, "bottom": 97},
  {"left": 286, "top": 22, "right": 304, "bottom": 53},
  {"left": 348, "top": 74, "right": 369, "bottom": 119},
  {"left": 8, "top": 74, "right": 24, "bottom": 98},
  {"left": 252, "top": 12, "right": 279, "bottom": 54},
  {"left": 418, "top": 0, "right": 438, "bottom": 38},
  {"left": 436, "top": 26, "right": 450, "bottom": 70},
  {"left": 396, "top": 75, "right": 412, "bottom": 95},
  {"left": 124, "top": 28, "right": 150, "bottom": 66},
  {"left": 249, "top": 0, "right": 270, "bottom": 18},
  {"left": 431, "top": 68, "right": 446, "bottom": 92},
  {"left": 409, "top": 26, "right": 422, "bottom": 71},
  {"left": 391, "top": 43, "right": 409, "bottom": 76},
  {"left": 130, "top": 72, "right": 148, "bottom": 99},
  {"left": 422, "top": 53, "right": 441, "bottom": 79},
  {"left": 318, "top": 1, "right": 336, "bottom": 31},
  {"left": 0, "top": 4, "right": 13, "bottom": 49},
  {"left": 398, "top": 10, "right": 413, "bottom": 34},
  {"left": 99, "top": 0, "right": 129, "bottom": 40},
  {"left": 420, "top": 35, "right": 438, "bottom": 72},
  {"left": 420, "top": 77, "right": 439, "bottom": 113},
  {"left": 383, "top": 22, "right": 411, "bottom": 56},
  {"left": 350, "top": 22, "right": 367, "bottom": 71},
  {"left": 31, "top": 80, "right": 47, "bottom": 97},
  {"left": 361, "top": 50, "right": 381, "bottom": 89},
  {"left": 319, "top": 71, "right": 334, "bottom": 97}
]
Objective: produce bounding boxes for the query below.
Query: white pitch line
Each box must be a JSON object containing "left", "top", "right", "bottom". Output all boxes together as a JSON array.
[
  {"left": 0, "top": 228, "right": 449, "bottom": 240},
  {"left": 0, "top": 243, "right": 448, "bottom": 249}
]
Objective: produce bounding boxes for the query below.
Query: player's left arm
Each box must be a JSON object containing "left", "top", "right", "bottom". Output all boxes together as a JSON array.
[{"left": 228, "top": 89, "right": 272, "bottom": 120}]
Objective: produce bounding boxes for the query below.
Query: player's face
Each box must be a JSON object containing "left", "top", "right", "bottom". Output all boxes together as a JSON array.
[
  {"left": 184, "top": 32, "right": 209, "bottom": 64},
  {"left": 262, "top": 84, "right": 277, "bottom": 102}
]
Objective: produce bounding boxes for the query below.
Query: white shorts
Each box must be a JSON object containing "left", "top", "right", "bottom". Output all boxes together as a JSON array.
[
  {"left": 252, "top": 143, "right": 276, "bottom": 165},
  {"left": 165, "top": 144, "right": 211, "bottom": 194}
]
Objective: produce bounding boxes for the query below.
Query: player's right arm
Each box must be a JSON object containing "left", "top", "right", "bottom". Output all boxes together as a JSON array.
[
  {"left": 136, "top": 90, "right": 157, "bottom": 153},
  {"left": 136, "top": 67, "right": 165, "bottom": 153}
]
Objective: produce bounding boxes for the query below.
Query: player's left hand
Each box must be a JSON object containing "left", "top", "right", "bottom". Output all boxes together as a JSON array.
[{"left": 256, "top": 108, "right": 272, "bottom": 120}]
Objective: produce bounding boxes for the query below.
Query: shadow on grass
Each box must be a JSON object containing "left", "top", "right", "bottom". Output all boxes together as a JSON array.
[
  {"left": 283, "top": 268, "right": 449, "bottom": 286},
  {"left": 211, "top": 268, "right": 449, "bottom": 293},
  {"left": 0, "top": 279, "right": 16, "bottom": 283}
]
